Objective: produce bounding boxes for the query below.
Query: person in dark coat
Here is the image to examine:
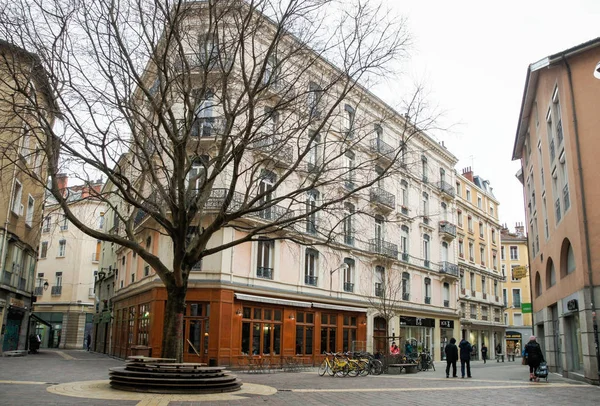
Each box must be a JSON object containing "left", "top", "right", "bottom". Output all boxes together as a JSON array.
[
  {"left": 86, "top": 333, "right": 91, "bottom": 351},
  {"left": 444, "top": 338, "right": 459, "bottom": 378},
  {"left": 481, "top": 343, "right": 488, "bottom": 364},
  {"left": 524, "top": 336, "right": 545, "bottom": 381},
  {"left": 459, "top": 338, "right": 472, "bottom": 378}
]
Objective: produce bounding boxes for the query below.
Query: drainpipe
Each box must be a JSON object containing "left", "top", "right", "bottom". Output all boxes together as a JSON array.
[{"left": 563, "top": 55, "right": 600, "bottom": 380}]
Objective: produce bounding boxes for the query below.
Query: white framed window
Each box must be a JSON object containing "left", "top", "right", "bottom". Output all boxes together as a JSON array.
[
  {"left": 187, "top": 155, "right": 209, "bottom": 193},
  {"left": 60, "top": 214, "right": 68, "bottom": 231},
  {"left": 422, "top": 192, "right": 429, "bottom": 217},
  {"left": 468, "top": 241, "right": 474, "bottom": 261},
  {"left": 501, "top": 264, "right": 506, "bottom": 278},
  {"left": 510, "top": 246, "right": 519, "bottom": 260},
  {"left": 55, "top": 271, "right": 63, "bottom": 287},
  {"left": 512, "top": 288, "right": 521, "bottom": 307},
  {"left": 513, "top": 313, "right": 523, "bottom": 327},
  {"left": 466, "top": 188, "right": 471, "bottom": 201},
  {"left": 468, "top": 216, "right": 473, "bottom": 232},
  {"left": 479, "top": 222, "right": 484, "bottom": 238},
  {"left": 490, "top": 204, "right": 495, "bottom": 216},
  {"left": 11, "top": 179, "right": 23, "bottom": 215},
  {"left": 308, "top": 81, "right": 322, "bottom": 119},
  {"left": 306, "top": 189, "right": 319, "bottom": 234},
  {"left": 304, "top": 248, "right": 319, "bottom": 286},
  {"left": 402, "top": 271, "right": 410, "bottom": 300},
  {"left": 443, "top": 282, "right": 450, "bottom": 307},
  {"left": 400, "top": 179, "right": 409, "bottom": 207},
  {"left": 57, "top": 239, "right": 66, "bottom": 257},
  {"left": 457, "top": 210, "right": 463, "bottom": 227},
  {"left": 494, "top": 280, "right": 498, "bottom": 296},
  {"left": 458, "top": 239, "right": 464, "bottom": 258},
  {"left": 424, "top": 277, "right": 432, "bottom": 303},
  {"left": 470, "top": 272, "right": 475, "bottom": 291},
  {"left": 98, "top": 212, "right": 105, "bottom": 229},
  {"left": 456, "top": 182, "right": 461, "bottom": 196},
  {"left": 40, "top": 241, "right": 48, "bottom": 259},
  {"left": 423, "top": 234, "right": 430, "bottom": 267},
  {"left": 491, "top": 229, "right": 496, "bottom": 243},
  {"left": 480, "top": 245, "right": 485, "bottom": 265},
  {"left": 400, "top": 225, "right": 409, "bottom": 258},
  {"left": 343, "top": 104, "right": 355, "bottom": 136},
  {"left": 343, "top": 258, "right": 355, "bottom": 292},
  {"left": 20, "top": 124, "right": 31, "bottom": 162},
  {"left": 307, "top": 130, "right": 321, "bottom": 171},
  {"left": 42, "top": 215, "right": 51, "bottom": 232},
  {"left": 375, "top": 266, "right": 385, "bottom": 297},
  {"left": 477, "top": 195, "right": 482, "bottom": 209},
  {"left": 25, "top": 195, "right": 35, "bottom": 227},
  {"left": 344, "top": 150, "right": 355, "bottom": 189},
  {"left": 343, "top": 202, "right": 354, "bottom": 246},
  {"left": 501, "top": 246, "right": 505, "bottom": 260},
  {"left": 504, "top": 312, "right": 509, "bottom": 325},
  {"left": 256, "top": 238, "right": 274, "bottom": 279}
]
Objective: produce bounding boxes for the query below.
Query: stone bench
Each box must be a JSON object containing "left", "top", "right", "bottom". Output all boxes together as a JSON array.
[{"left": 388, "top": 363, "right": 418, "bottom": 374}]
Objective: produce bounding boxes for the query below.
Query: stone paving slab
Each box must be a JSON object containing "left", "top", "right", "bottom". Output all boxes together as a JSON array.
[{"left": 0, "top": 350, "right": 599, "bottom": 405}]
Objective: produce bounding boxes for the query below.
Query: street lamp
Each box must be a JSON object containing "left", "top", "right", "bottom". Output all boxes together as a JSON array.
[
  {"left": 594, "top": 61, "right": 600, "bottom": 79},
  {"left": 329, "top": 262, "right": 349, "bottom": 296}
]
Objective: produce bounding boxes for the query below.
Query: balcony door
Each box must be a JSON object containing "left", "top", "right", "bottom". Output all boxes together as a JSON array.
[{"left": 441, "top": 241, "right": 449, "bottom": 263}]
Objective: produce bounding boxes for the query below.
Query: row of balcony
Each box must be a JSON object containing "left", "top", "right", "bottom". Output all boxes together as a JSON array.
[{"left": 2, "top": 271, "right": 28, "bottom": 291}]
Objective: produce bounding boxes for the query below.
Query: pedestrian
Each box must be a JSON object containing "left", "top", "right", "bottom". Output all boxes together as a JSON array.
[
  {"left": 390, "top": 342, "right": 400, "bottom": 355},
  {"left": 86, "top": 333, "right": 91, "bottom": 351},
  {"left": 495, "top": 343, "right": 503, "bottom": 362},
  {"left": 524, "top": 336, "right": 545, "bottom": 382},
  {"left": 444, "top": 337, "right": 458, "bottom": 378},
  {"left": 459, "top": 338, "right": 472, "bottom": 378},
  {"left": 405, "top": 341, "right": 413, "bottom": 356},
  {"left": 481, "top": 343, "right": 488, "bottom": 364}
]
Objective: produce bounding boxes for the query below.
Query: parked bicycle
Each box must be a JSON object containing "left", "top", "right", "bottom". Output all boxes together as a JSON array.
[{"left": 417, "top": 349, "right": 435, "bottom": 372}]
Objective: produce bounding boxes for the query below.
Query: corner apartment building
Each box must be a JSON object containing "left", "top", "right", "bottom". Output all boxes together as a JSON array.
[
  {"left": 500, "top": 223, "right": 532, "bottom": 356},
  {"left": 33, "top": 176, "right": 105, "bottom": 349},
  {"left": 455, "top": 167, "right": 505, "bottom": 360},
  {"left": 512, "top": 37, "right": 600, "bottom": 384},
  {"left": 101, "top": 2, "right": 466, "bottom": 365},
  {"left": 0, "top": 40, "right": 56, "bottom": 353}
]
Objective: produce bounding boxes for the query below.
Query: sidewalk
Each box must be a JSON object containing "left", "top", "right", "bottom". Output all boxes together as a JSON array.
[{"left": 0, "top": 350, "right": 598, "bottom": 406}]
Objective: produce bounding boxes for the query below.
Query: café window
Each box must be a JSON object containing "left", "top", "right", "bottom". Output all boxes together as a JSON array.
[
  {"left": 241, "top": 306, "right": 282, "bottom": 356},
  {"left": 137, "top": 303, "right": 150, "bottom": 346},
  {"left": 295, "top": 311, "right": 314, "bottom": 355},
  {"left": 320, "top": 313, "right": 338, "bottom": 353},
  {"left": 343, "top": 315, "right": 357, "bottom": 352}
]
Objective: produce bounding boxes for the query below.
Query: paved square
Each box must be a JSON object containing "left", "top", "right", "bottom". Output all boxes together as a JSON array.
[{"left": 0, "top": 350, "right": 598, "bottom": 405}]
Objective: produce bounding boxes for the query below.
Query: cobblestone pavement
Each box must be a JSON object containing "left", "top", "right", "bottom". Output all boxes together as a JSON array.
[{"left": 1, "top": 350, "right": 599, "bottom": 405}]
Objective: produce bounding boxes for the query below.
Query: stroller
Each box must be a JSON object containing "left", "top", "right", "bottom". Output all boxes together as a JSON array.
[{"left": 535, "top": 362, "right": 549, "bottom": 382}]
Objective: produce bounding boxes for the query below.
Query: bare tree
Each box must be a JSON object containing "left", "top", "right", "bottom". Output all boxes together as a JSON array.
[{"left": 0, "top": 0, "right": 438, "bottom": 360}]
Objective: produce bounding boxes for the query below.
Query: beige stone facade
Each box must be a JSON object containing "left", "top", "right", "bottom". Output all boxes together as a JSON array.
[{"left": 512, "top": 37, "right": 600, "bottom": 384}]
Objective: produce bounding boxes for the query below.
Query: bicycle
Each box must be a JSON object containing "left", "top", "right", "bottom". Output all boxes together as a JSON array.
[
  {"left": 418, "top": 350, "right": 435, "bottom": 372},
  {"left": 318, "top": 352, "right": 349, "bottom": 377}
]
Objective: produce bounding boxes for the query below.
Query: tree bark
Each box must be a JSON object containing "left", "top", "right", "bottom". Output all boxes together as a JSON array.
[{"left": 161, "top": 283, "right": 187, "bottom": 361}]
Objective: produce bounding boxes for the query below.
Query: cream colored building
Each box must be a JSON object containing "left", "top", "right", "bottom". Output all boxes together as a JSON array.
[
  {"left": 500, "top": 223, "right": 532, "bottom": 357},
  {"left": 455, "top": 167, "right": 506, "bottom": 360},
  {"left": 33, "top": 176, "right": 105, "bottom": 349}
]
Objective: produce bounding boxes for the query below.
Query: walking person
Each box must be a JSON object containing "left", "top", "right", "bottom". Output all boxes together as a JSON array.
[
  {"left": 481, "top": 343, "right": 488, "bottom": 364},
  {"left": 459, "top": 338, "right": 472, "bottom": 378},
  {"left": 86, "top": 333, "right": 92, "bottom": 351},
  {"left": 524, "top": 336, "right": 545, "bottom": 382},
  {"left": 444, "top": 338, "right": 458, "bottom": 378}
]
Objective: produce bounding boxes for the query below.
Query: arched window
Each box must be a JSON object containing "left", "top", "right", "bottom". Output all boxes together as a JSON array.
[
  {"left": 535, "top": 272, "right": 542, "bottom": 297},
  {"left": 560, "top": 238, "right": 576, "bottom": 278},
  {"left": 546, "top": 258, "right": 556, "bottom": 288}
]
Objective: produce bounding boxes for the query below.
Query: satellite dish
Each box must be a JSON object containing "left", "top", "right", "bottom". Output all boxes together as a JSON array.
[{"left": 595, "top": 61, "right": 600, "bottom": 79}]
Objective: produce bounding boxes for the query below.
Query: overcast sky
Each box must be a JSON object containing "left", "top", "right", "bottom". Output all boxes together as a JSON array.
[{"left": 374, "top": 0, "right": 600, "bottom": 232}]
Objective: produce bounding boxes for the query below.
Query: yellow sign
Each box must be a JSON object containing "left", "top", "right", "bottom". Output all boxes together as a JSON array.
[{"left": 512, "top": 266, "right": 527, "bottom": 279}]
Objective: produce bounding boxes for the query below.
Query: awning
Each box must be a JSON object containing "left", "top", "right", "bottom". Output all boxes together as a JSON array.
[
  {"left": 30, "top": 313, "right": 52, "bottom": 328},
  {"left": 311, "top": 302, "right": 368, "bottom": 313},
  {"left": 234, "top": 293, "right": 312, "bottom": 308}
]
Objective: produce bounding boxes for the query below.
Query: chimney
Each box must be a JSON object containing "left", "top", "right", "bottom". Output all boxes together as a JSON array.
[
  {"left": 462, "top": 166, "right": 473, "bottom": 182},
  {"left": 56, "top": 173, "right": 68, "bottom": 195},
  {"left": 515, "top": 222, "right": 524, "bottom": 236}
]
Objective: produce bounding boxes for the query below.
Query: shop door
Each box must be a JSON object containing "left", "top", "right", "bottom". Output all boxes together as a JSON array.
[
  {"left": 373, "top": 317, "right": 387, "bottom": 355},
  {"left": 184, "top": 318, "right": 209, "bottom": 363},
  {"left": 2, "top": 318, "right": 21, "bottom": 351},
  {"left": 551, "top": 305, "right": 562, "bottom": 373}
]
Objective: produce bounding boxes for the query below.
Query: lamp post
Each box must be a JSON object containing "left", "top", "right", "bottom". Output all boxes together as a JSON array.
[{"left": 329, "top": 262, "right": 349, "bottom": 296}]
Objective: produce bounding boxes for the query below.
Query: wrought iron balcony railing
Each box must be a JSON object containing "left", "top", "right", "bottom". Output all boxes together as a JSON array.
[
  {"left": 369, "top": 138, "right": 395, "bottom": 161},
  {"left": 304, "top": 275, "right": 318, "bottom": 286},
  {"left": 51, "top": 285, "right": 62, "bottom": 296},
  {"left": 257, "top": 267, "right": 273, "bottom": 279},
  {"left": 368, "top": 239, "right": 398, "bottom": 259},
  {"left": 344, "top": 282, "right": 354, "bottom": 293},
  {"left": 251, "top": 135, "right": 294, "bottom": 164},
  {"left": 34, "top": 286, "right": 44, "bottom": 296},
  {"left": 374, "top": 283, "right": 384, "bottom": 297},
  {"left": 369, "top": 187, "right": 395, "bottom": 210},
  {"left": 425, "top": 296, "right": 431, "bottom": 304},
  {"left": 436, "top": 180, "right": 455, "bottom": 197},
  {"left": 439, "top": 261, "right": 459, "bottom": 277},
  {"left": 444, "top": 300, "right": 450, "bottom": 308},
  {"left": 402, "top": 292, "right": 410, "bottom": 301},
  {"left": 439, "top": 221, "right": 457, "bottom": 239}
]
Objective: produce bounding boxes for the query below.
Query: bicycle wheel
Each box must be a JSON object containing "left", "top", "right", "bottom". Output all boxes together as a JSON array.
[
  {"left": 347, "top": 360, "right": 360, "bottom": 377},
  {"left": 318, "top": 359, "right": 328, "bottom": 376},
  {"left": 430, "top": 360, "right": 435, "bottom": 371},
  {"left": 372, "top": 359, "right": 383, "bottom": 375},
  {"left": 358, "top": 360, "right": 370, "bottom": 376},
  {"left": 335, "top": 363, "right": 349, "bottom": 377}
]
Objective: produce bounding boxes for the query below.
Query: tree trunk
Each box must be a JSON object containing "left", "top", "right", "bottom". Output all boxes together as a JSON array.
[{"left": 161, "top": 283, "right": 187, "bottom": 361}]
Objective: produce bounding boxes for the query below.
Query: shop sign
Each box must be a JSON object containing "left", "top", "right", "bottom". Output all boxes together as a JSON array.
[
  {"left": 400, "top": 316, "right": 435, "bottom": 327},
  {"left": 512, "top": 266, "right": 527, "bottom": 279},
  {"left": 506, "top": 332, "right": 522, "bottom": 339},
  {"left": 567, "top": 299, "right": 578, "bottom": 312},
  {"left": 440, "top": 319, "right": 454, "bottom": 329},
  {"left": 521, "top": 303, "right": 532, "bottom": 314},
  {"left": 9, "top": 297, "right": 25, "bottom": 308}
]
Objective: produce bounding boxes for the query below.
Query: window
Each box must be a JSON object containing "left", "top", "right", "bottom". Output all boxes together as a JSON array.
[
  {"left": 343, "top": 202, "right": 355, "bottom": 245},
  {"left": 25, "top": 195, "right": 34, "bottom": 226},
  {"left": 456, "top": 182, "right": 461, "bottom": 196},
  {"left": 344, "top": 150, "right": 355, "bottom": 190},
  {"left": 492, "top": 251, "right": 497, "bottom": 269},
  {"left": 479, "top": 222, "right": 484, "bottom": 238},
  {"left": 443, "top": 282, "right": 450, "bottom": 307},
  {"left": 491, "top": 229, "right": 496, "bottom": 244},
  {"left": 40, "top": 241, "right": 48, "bottom": 259},
  {"left": 480, "top": 245, "right": 485, "bottom": 265},
  {"left": 468, "top": 241, "right": 474, "bottom": 261},
  {"left": 501, "top": 264, "right": 506, "bottom": 278},
  {"left": 305, "top": 189, "right": 319, "bottom": 234},
  {"left": 55, "top": 271, "right": 63, "bottom": 286},
  {"left": 402, "top": 272, "right": 410, "bottom": 300},
  {"left": 457, "top": 210, "right": 463, "bottom": 227},
  {"left": 60, "top": 214, "right": 68, "bottom": 231},
  {"left": 400, "top": 180, "right": 409, "bottom": 208},
  {"left": 192, "top": 90, "right": 221, "bottom": 137},
  {"left": 343, "top": 104, "right": 355, "bottom": 137},
  {"left": 494, "top": 280, "right": 498, "bottom": 296},
  {"left": 512, "top": 289, "right": 521, "bottom": 307},
  {"left": 306, "top": 130, "right": 321, "bottom": 172},
  {"left": 320, "top": 313, "right": 337, "bottom": 353},
  {"left": 374, "top": 266, "right": 384, "bottom": 297},
  {"left": 199, "top": 33, "right": 219, "bottom": 64},
  {"left": 470, "top": 272, "right": 475, "bottom": 292},
  {"left": 131, "top": 273, "right": 135, "bottom": 283},
  {"left": 477, "top": 196, "right": 482, "bottom": 209},
  {"left": 467, "top": 216, "right": 473, "bottom": 233},
  {"left": 342, "top": 315, "right": 357, "bottom": 352},
  {"left": 374, "top": 215, "right": 384, "bottom": 242},
  {"left": 513, "top": 313, "right": 523, "bottom": 327},
  {"left": 308, "top": 82, "right": 322, "bottom": 119},
  {"left": 258, "top": 170, "right": 276, "bottom": 220},
  {"left": 546, "top": 259, "right": 556, "bottom": 287},
  {"left": 509, "top": 246, "right": 518, "bottom": 260},
  {"left": 98, "top": 212, "right": 105, "bottom": 229},
  {"left": 241, "top": 306, "right": 283, "bottom": 356},
  {"left": 256, "top": 238, "right": 274, "bottom": 279},
  {"left": 460, "top": 270, "right": 465, "bottom": 289},
  {"left": 481, "top": 276, "right": 486, "bottom": 294},
  {"left": 466, "top": 189, "right": 471, "bottom": 201},
  {"left": 58, "top": 239, "right": 66, "bottom": 257},
  {"left": 400, "top": 225, "right": 409, "bottom": 260},
  {"left": 503, "top": 288, "right": 508, "bottom": 305},
  {"left": 501, "top": 246, "right": 505, "bottom": 260},
  {"left": 470, "top": 304, "right": 477, "bottom": 319},
  {"left": 422, "top": 192, "right": 429, "bottom": 218},
  {"left": 421, "top": 155, "right": 428, "bottom": 182},
  {"left": 292, "top": 311, "right": 315, "bottom": 356},
  {"left": 343, "top": 258, "right": 354, "bottom": 292},
  {"left": 187, "top": 155, "right": 209, "bottom": 194},
  {"left": 423, "top": 234, "right": 430, "bottom": 267},
  {"left": 304, "top": 249, "right": 319, "bottom": 286},
  {"left": 458, "top": 239, "right": 464, "bottom": 258},
  {"left": 42, "top": 215, "right": 51, "bottom": 232},
  {"left": 11, "top": 179, "right": 23, "bottom": 215},
  {"left": 424, "top": 277, "right": 431, "bottom": 304}
]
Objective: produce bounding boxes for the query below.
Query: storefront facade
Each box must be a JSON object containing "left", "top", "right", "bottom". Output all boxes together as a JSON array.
[{"left": 109, "top": 286, "right": 367, "bottom": 365}]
